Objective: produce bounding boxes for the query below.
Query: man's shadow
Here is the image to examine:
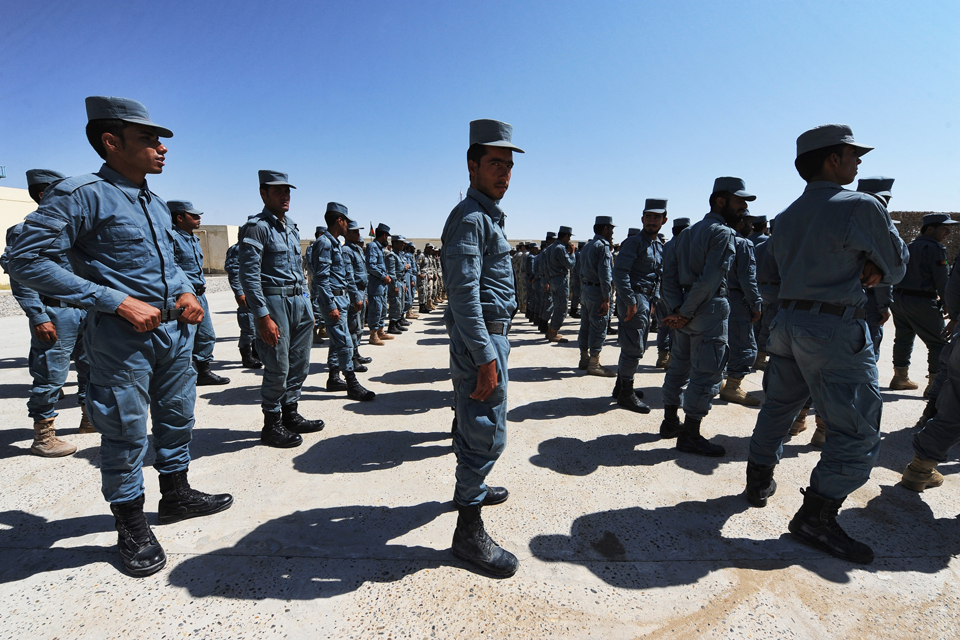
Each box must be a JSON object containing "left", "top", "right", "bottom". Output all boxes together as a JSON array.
[
  {"left": 368, "top": 368, "right": 450, "bottom": 386},
  {"left": 167, "top": 502, "right": 453, "bottom": 599},
  {"left": 509, "top": 367, "right": 580, "bottom": 383},
  {"left": 340, "top": 389, "right": 453, "bottom": 416},
  {"left": 507, "top": 396, "right": 617, "bottom": 422},
  {"left": 293, "top": 430, "right": 450, "bottom": 474}
]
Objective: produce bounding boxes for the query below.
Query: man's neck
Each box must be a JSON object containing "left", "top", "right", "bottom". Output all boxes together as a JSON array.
[
  {"left": 267, "top": 208, "right": 286, "bottom": 224},
  {"left": 105, "top": 158, "right": 146, "bottom": 187}
]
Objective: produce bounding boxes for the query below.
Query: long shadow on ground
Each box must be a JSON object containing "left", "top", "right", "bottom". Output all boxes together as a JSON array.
[{"left": 293, "top": 430, "right": 450, "bottom": 474}]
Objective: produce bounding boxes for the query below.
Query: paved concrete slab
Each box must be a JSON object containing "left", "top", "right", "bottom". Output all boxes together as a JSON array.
[{"left": 1, "top": 289, "right": 958, "bottom": 639}]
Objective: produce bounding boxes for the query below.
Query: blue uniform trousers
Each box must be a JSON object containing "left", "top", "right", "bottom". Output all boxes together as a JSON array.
[
  {"left": 662, "top": 297, "right": 729, "bottom": 419},
  {"left": 748, "top": 306, "right": 882, "bottom": 500},
  {"left": 616, "top": 293, "right": 652, "bottom": 380},
  {"left": 864, "top": 305, "right": 884, "bottom": 363},
  {"left": 527, "top": 280, "right": 539, "bottom": 315},
  {"left": 237, "top": 304, "right": 256, "bottom": 349},
  {"left": 192, "top": 293, "right": 216, "bottom": 364},
  {"left": 655, "top": 299, "right": 672, "bottom": 352},
  {"left": 85, "top": 311, "right": 196, "bottom": 503},
  {"left": 578, "top": 285, "right": 609, "bottom": 356},
  {"left": 27, "top": 305, "right": 89, "bottom": 420},
  {"left": 891, "top": 292, "right": 946, "bottom": 374},
  {"left": 367, "top": 283, "right": 387, "bottom": 330},
  {"left": 310, "top": 279, "right": 322, "bottom": 324},
  {"left": 323, "top": 294, "right": 354, "bottom": 372},
  {"left": 446, "top": 319, "right": 510, "bottom": 507},
  {"left": 257, "top": 293, "right": 314, "bottom": 415},
  {"left": 913, "top": 336, "right": 960, "bottom": 461},
  {"left": 726, "top": 290, "right": 757, "bottom": 380},
  {"left": 755, "top": 301, "right": 779, "bottom": 353},
  {"left": 540, "top": 281, "right": 552, "bottom": 322},
  {"left": 388, "top": 284, "right": 403, "bottom": 322},
  {"left": 549, "top": 276, "right": 569, "bottom": 330},
  {"left": 348, "top": 301, "right": 364, "bottom": 353}
]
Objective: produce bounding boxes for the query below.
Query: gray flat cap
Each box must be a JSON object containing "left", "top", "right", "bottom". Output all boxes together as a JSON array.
[
  {"left": 326, "top": 202, "right": 348, "bottom": 216},
  {"left": 627, "top": 228, "right": 641, "bottom": 237},
  {"left": 393, "top": 235, "right": 407, "bottom": 243},
  {"left": 347, "top": 219, "right": 360, "bottom": 231},
  {"left": 469, "top": 119, "right": 524, "bottom": 153},
  {"left": 747, "top": 214, "right": 768, "bottom": 223},
  {"left": 168, "top": 200, "right": 202, "bottom": 215},
  {"left": 712, "top": 177, "right": 756, "bottom": 201},
  {"left": 857, "top": 176, "right": 894, "bottom": 197},
  {"left": 376, "top": 223, "right": 391, "bottom": 234},
  {"left": 315, "top": 225, "right": 327, "bottom": 235},
  {"left": 644, "top": 198, "right": 668, "bottom": 214},
  {"left": 797, "top": 124, "right": 873, "bottom": 158},
  {"left": 258, "top": 170, "right": 296, "bottom": 188},
  {"left": 595, "top": 216, "right": 615, "bottom": 227},
  {"left": 922, "top": 213, "right": 959, "bottom": 227},
  {"left": 546, "top": 231, "right": 557, "bottom": 239},
  {"left": 25, "top": 169, "right": 66, "bottom": 187},
  {"left": 558, "top": 226, "right": 573, "bottom": 235},
  {"left": 673, "top": 217, "right": 691, "bottom": 229},
  {"left": 85, "top": 96, "right": 173, "bottom": 138}
]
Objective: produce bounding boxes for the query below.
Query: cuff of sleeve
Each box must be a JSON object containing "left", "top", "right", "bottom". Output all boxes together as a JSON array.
[
  {"left": 30, "top": 313, "right": 52, "bottom": 326},
  {"left": 470, "top": 341, "right": 497, "bottom": 367},
  {"left": 252, "top": 305, "right": 270, "bottom": 319},
  {"left": 95, "top": 287, "right": 129, "bottom": 313},
  {"left": 231, "top": 288, "right": 244, "bottom": 297}
]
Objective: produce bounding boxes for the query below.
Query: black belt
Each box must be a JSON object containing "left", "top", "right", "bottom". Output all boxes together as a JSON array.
[
  {"left": 194, "top": 285, "right": 206, "bottom": 296},
  {"left": 41, "top": 296, "right": 83, "bottom": 309},
  {"left": 633, "top": 285, "right": 657, "bottom": 296},
  {"left": 331, "top": 288, "right": 344, "bottom": 296},
  {"left": 485, "top": 321, "right": 510, "bottom": 336},
  {"left": 583, "top": 280, "right": 601, "bottom": 287},
  {"left": 101, "top": 307, "right": 184, "bottom": 323},
  {"left": 680, "top": 285, "right": 727, "bottom": 298},
  {"left": 895, "top": 288, "right": 938, "bottom": 299},
  {"left": 262, "top": 285, "right": 303, "bottom": 297},
  {"left": 783, "top": 299, "right": 866, "bottom": 320}
]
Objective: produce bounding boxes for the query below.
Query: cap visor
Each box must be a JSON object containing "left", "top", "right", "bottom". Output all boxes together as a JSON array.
[
  {"left": 262, "top": 181, "right": 297, "bottom": 188},
  {"left": 850, "top": 143, "right": 874, "bottom": 157},
  {"left": 734, "top": 190, "right": 757, "bottom": 202},
  {"left": 482, "top": 141, "right": 525, "bottom": 153},
  {"left": 643, "top": 208, "right": 667, "bottom": 214},
  {"left": 124, "top": 117, "right": 173, "bottom": 138}
]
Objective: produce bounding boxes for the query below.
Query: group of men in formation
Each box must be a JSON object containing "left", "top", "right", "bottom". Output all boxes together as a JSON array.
[{"left": 2, "top": 99, "right": 959, "bottom": 581}]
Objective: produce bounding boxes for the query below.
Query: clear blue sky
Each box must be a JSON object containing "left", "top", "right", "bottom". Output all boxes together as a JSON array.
[{"left": 3, "top": 0, "right": 958, "bottom": 239}]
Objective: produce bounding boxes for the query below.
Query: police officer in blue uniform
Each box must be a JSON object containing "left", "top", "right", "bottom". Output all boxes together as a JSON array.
[
  {"left": 386, "top": 235, "right": 409, "bottom": 334},
  {"left": 661, "top": 177, "right": 752, "bottom": 457},
  {"left": 857, "top": 177, "right": 897, "bottom": 360},
  {"left": 308, "top": 225, "right": 328, "bottom": 344},
  {"left": 366, "top": 224, "right": 393, "bottom": 345},
  {"left": 240, "top": 170, "right": 325, "bottom": 448},
  {"left": 889, "top": 212, "right": 957, "bottom": 395},
  {"left": 569, "top": 241, "right": 585, "bottom": 318},
  {"left": 525, "top": 242, "right": 541, "bottom": 325},
  {"left": 578, "top": 217, "right": 617, "bottom": 376},
  {"left": 655, "top": 217, "right": 690, "bottom": 369},
  {"left": 745, "top": 124, "right": 908, "bottom": 564},
  {"left": 311, "top": 202, "right": 375, "bottom": 401},
  {"left": 343, "top": 219, "right": 372, "bottom": 369},
  {"left": 225, "top": 238, "right": 263, "bottom": 369},
  {"left": 441, "top": 118, "right": 521, "bottom": 578},
  {"left": 544, "top": 226, "right": 576, "bottom": 342},
  {"left": 1, "top": 169, "right": 91, "bottom": 457},
  {"left": 718, "top": 214, "right": 762, "bottom": 406},
  {"left": 747, "top": 215, "right": 769, "bottom": 244},
  {"left": 613, "top": 198, "right": 668, "bottom": 413},
  {"left": 9, "top": 96, "right": 233, "bottom": 577},
  {"left": 404, "top": 242, "right": 420, "bottom": 321},
  {"left": 538, "top": 231, "right": 557, "bottom": 333},
  {"left": 169, "top": 200, "right": 231, "bottom": 386}
]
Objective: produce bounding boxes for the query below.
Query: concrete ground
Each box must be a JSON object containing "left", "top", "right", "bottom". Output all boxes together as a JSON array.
[{"left": 1, "top": 286, "right": 958, "bottom": 639}]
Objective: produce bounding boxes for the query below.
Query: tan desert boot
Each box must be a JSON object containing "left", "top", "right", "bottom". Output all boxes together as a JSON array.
[
  {"left": 31, "top": 418, "right": 77, "bottom": 457},
  {"left": 719, "top": 377, "right": 761, "bottom": 407},
  {"left": 369, "top": 329, "right": 385, "bottom": 346},
  {"left": 546, "top": 328, "right": 568, "bottom": 343},
  {"left": 810, "top": 415, "right": 826, "bottom": 448},
  {"left": 889, "top": 366, "right": 919, "bottom": 390},
  {"left": 78, "top": 404, "right": 96, "bottom": 434},
  {"left": 901, "top": 455, "right": 944, "bottom": 492},
  {"left": 790, "top": 406, "right": 809, "bottom": 436},
  {"left": 378, "top": 328, "right": 394, "bottom": 341},
  {"left": 406, "top": 310, "right": 419, "bottom": 319},
  {"left": 754, "top": 351, "right": 767, "bottom": 371},
  {"left": 586, "top": 356, "right": 617, "bottom": 378},
  {"left": 655, "top": 350, "right": 670, "bottom": 369}
]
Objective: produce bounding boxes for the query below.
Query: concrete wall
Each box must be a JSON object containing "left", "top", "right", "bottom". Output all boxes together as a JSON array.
[
  {"left": 195, "top": 225, "right": 238, "bottom": 274},
  {"left": 0, "top": 187, "right": 36, "bottom": 285}
]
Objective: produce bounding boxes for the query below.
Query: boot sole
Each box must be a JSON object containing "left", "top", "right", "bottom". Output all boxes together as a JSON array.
[
  {"left": 617, "top": 400, "right": 651, "bottom": 414},
  {"left": 451, "top": 547, "right": 519, "bottom": 578},
  {"left": 158, "top": 497, "right": 234, "bottom": 525},
  {"left": 788, "top": 525, "right": 874, "bottom": 564},
  {"left": 900, "top": 478, "right": 943, "bottom": 492},
  {"left": 261, "top": 437, "right": 303, "bottom": 448},
  {"left": 122, "top": 554, "right": 167, "bottom": 577},
  {"left": 676, "top": 442, "right": 726, "bottom": 457},
  {"left": 31, "top": 446, "right": 77, "bottom": 457}
]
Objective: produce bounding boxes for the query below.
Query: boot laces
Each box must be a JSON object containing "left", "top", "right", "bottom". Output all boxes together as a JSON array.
[{"left": 119, "top": 507, "right": 153, "bottom": 546}]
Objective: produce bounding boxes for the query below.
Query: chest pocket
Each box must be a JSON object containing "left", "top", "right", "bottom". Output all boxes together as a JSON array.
[
  {"left": 96, "top": 224, "right": 149, "bottom": 268},
  {"left": 265, "top": 239, "right": 288, "bottom": 269},
  {"left": 484, "top": 230, "right": 513, "bottom": 280}
]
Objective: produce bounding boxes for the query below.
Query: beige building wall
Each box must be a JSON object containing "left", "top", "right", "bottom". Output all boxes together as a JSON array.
[
  {"left": 195, "top": 225, "right": 239, "bottom": 274},
  {"left": 0, "top": 187, "right": 37, "bottom": 286}
]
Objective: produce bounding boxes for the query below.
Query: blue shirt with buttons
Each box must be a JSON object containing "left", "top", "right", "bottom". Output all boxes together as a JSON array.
[
  {"left": 311, "top": 231, "right": 351, "bottom": 314},
  {"left": 579, "top": 234, "right": 614, "bottom": 299},
  {"left": 366, "top": 240, "right": 389, "bottom": 284},
  {"left": 441, "top": 186, "right": 517, "bottom": 365},
  {"left": 613, "top": 231, "right": 662, "bottom": 306},
  {"left": 1, "top": 222, "right": 78, "bottom": 326},
  {"left": 8, "top": 164, "right": 193, "bottom": 312},
  {"left": 170, "top": 226, "right": 205, "bottom": 290},
  {"left": 239, "top": 207, "right": 306, "bottom": 319}
]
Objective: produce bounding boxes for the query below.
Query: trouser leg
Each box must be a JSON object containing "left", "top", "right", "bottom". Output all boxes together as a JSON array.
[
  {"left": 192, "top": 293, "right": 217, "bottom": 364},
  {"left": 237, "top": 305, "right": 256, "bottom": 349},
  {"left": 549, "top": 280, "right": 568, "bottom": 330},
  {"left": 72, "top": 312, "right": 90, "bottom": 406},
  {"left": 913, "top": 337, "right": 960, "bottom": 461},
  {"left": 726, "top": 313, "right": 757, "bottom": 379},
  {"left": 26, "top": 306, "right": 84, "bottom": 421},
  {"left": 662, "top": 328, "right": 692, "bottom": 406},
  {"left": 616, "top": 295, "right": 649, "bottom": 380},
  {"left": 149, "top": 322, "right": 197, "bottom": 476},
  {"left": 891, "top": 298, "right": 917, "bottom": 368},
  {"left": 683, "top": 300, "right": 729, "bottom": 419},
  {"left": 324, "top": 296, "right": 354, "bottom": 372},
  {"left": 258, "top": 295, "right": 293, "bottom": 415},
  {"left": 283, "top": 295, "right": 314, "bottom": 407}
]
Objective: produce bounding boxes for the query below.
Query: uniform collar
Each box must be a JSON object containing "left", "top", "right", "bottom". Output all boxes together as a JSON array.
[
  {"left": 803, "top": 180, "right": 844, "bottom": 192},
  {"left": 323, "top": 230, "right": 340, "bottom": 245},
  {"left": 915, "top": 234, "right": 945, "bottom": 248},
  {"left": 260, "top": 206, "right": 288, "bottom": 231},
  {"left": 97, "top": 164, "right": 153, "bottom": 204},
  {"left": 173, "top": 225, "right": 196, "bottom": 240},
  {"left": 703, "top": 211, "right": 728, "bottom": 226},
  {"left": 467, "top": 187, "right": 505, "bottom": 223},
  {"left": 592, "top": 233, "right": 609, "bottom": 246}
]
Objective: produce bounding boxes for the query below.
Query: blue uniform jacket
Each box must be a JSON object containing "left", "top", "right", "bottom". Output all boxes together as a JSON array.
[
  {"left": 344, "top": 243, "right": 367, "bottom": 304},
  {"left": 366, "top": 241, "right": 389, "bottom": 284},
  {"left": 440, "top": 186, "right": 517, "bottom": 365},
  {"left": 8, "top": 164, "right": 192, "bottom": 313},
  {"left": 225, "top": 244, "right": 243, "bottom": 296},
  {"left": 896, "top": 235, "right": 949, "bottom": 296},
  {"left": 238, "top": 207, "right": 306, "bottom": 318},
  {"left": 311, "top": 231, "right": 351, "bottom": 314},
  {"left": 525, "top": 254, "right": 537, "bottom": 281},
  {"left": 545, "top": 241, "right": 576, "bottom": 282},
  {"left": 613, "top": 232, "right": 663, "bottom": 307},
  {"left": 727, "top": 234, "right": 762, "bottom": 311},
  {"left": 661, "top": 211, "right": 736, "bottom": 318},
  {"left": 769, "top": 182, "right": 908, "bottom": 306},
  {"left": 579, "top": 234, "right": 613, "bottom": 299},
  {"left": 170, "top": 226, "right": 205, "bottom": 290},
  {"left": 1, "top": 222, "right": 75, "bottom": 326}
]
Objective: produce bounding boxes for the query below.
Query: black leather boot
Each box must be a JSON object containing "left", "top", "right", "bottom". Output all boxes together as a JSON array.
[
  {"left": 352, "top": 358, "right": 369, "bottom": 373},
  {"left": 451, "top": 504, "right": 519, "bottom": 578},
  {"left": 676, "top": 416, "right": 726, "bottom": 457},
  {"left": 745, "top": 461, "right": 777, "bottom": 508},
  {"left": 398, "top": 317, "right": 410, "bottom": 327},
  {"left": 327, "top": 369, "right": 348, "bottom": 392},
  {"left": 158, "top": 469, "right": 233, "bottom": 525},
  {"left": 261, "top": 411, "right": 303, "bottom": 448},
  {"left": 196, "top": 361, "right": 230, "bottom": 386},
  {"left": 482, "top": 486, "right": 509, "bottom": 506},
  {"left": 660, "top": 405, "right": 684, "bottom": 438},
  {"left": 110, "top": 494, "right": 166, "bottom": 577},
  {"left": 387, "top": 320, "right": 403, "bottom": 335},
  {"left": 354, "top": 348, "right": 372, "bottom": 365},
  {"left": 611, "top": 376, "right": 644, "bottom": 399},
  {"left": 616, "top": 377, "right": 650, "bottom": 413},
  {"left": 240, "top": 345, "right": 262, "bottom": 369},
  {"left": 345, "top": 371, "right": 376, "bottom": 401},
  {"left": 281, "top": 403, "right": 325, "bottom": 433},
  {"left": 788, "top": 488, "right": 874, "bottom": 564}
]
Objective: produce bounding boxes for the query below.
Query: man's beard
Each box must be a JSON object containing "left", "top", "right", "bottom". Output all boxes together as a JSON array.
[{"left": 720, "top": 203, "right": 742, "bottom": 227}]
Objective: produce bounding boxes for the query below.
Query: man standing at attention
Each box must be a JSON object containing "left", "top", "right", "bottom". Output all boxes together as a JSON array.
[
  {"left": 577, "top": 217, "right": 617, "bottom": 376},
  {"left": 240, "top": 170, "right": 325, "bottom": 449},
  {"left": 9, "top": 96, "right": 233, "bottom": 577},
  {"left": 745, "top": 125, "right": 907, "bottom": 564},
  {"left": 366, "top": 224, "right": 394, "bottom": 345},
  {"left": 544, "top": 226, "right": 576, "bottom": 343},
  {"left": 169, "top": 200, "right": 231, "bottom": 386},
  {"left": 441, "top": 119, "right": 522, "bottom": 578},
  {"left": 343, "top": 219, "right": 372, "bottom": 369}
]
